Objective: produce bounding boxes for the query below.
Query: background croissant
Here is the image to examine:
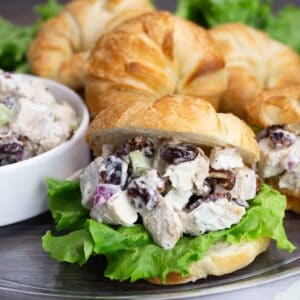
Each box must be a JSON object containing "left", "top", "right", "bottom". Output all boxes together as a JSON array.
[
  {"left": 209, "top": 23, "right": 300, "bottom": 121},
  {"left": 27, "top": 0, "right": 153, "bottom": 90},
  {"left": 85, "top": 11, "right": 228, "bottom": 115}
]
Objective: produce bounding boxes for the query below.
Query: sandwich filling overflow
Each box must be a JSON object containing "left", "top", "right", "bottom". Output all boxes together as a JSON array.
[{"left": 80, "top": 137, "right": 259, "bottom": 249}]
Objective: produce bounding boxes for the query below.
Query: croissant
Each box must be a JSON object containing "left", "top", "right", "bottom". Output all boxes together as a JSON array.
[
  {"left": 86, "top": 94, "right": 268, "bottom": 284},
  {"left": 85, "top": 11, "right": 228, "bottom": 115},
  {"left": 246, "top": 86, "right": 300, "bottom": 214},
  {"left": 27, "top": 0, "right": 153, "bottom": 90},
  {"left": 209, "top": 23, "right": 300, "bottom": 120},
  {"left": 247, "top": 85, "right": 300, "bottom": 128}
]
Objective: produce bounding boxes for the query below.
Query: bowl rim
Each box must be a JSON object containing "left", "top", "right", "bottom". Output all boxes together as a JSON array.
[{"left": 0, "top": 74, "right": 90, "bottom": 173}]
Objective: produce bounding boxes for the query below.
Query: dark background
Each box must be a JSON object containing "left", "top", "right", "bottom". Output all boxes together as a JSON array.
[{"left": 1, "top": 0, "right": 300, "bottom": 25}]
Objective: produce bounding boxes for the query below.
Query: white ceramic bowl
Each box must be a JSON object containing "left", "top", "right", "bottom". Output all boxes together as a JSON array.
[{"left": 0, "top": 75, "right": 90, "bottom": 226}]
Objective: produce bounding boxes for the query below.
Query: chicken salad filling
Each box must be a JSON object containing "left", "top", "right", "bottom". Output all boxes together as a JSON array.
[
  {"left": 80, "top": 137, "right": 260, "bottom": 249},
  {"left": 0, "top": 71, "right": 78, "bottom": 166},
  {"left": 257, "top": 125, "right": 300, "bottom": 193}
]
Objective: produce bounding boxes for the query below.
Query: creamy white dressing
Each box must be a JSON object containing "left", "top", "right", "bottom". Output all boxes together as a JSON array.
[
  {"left": 141, "top": 194, "right": 183, "bottom": 249},
  {"left": 279, "top": 169, "right": 300, "bottom": 192},
  {"left": 283, "top": 142, "right": 300, "bottom": 172},
  {"left": 0, "top": 71, "right": 78, "bottom": 165},
  {"left": 81, "top": 138, "right": 257, "bottom": 249},
  {"left": 215, "top": 167, "right": 257, "bottom": 201},
  {"left": 80, "top": 157, "right": 103, "bottom": 209},
  {"left": 210, "top": 147, "right": 244, "bottom": 170},
  {"left": 179, "top": 198, "right": 245, "bottom": 236},
  {"left": 128, "top": 169, "right": 165, "bottom": 211},
  {"left": 165, "top": 189, "right": 192, "bottom": 211},
  {"left": 90, "top": 190, "right": 137, "bottom": 226},
  {"left": 259, "top": 138, "right": 291, "bottom": 178},
  {"left": 139, "top": 169, "right": 165, "bottom": 191},
  {"left": 258, "top": 127, "right": 300, "bottom": 192},
  {"left": 163, "top": 150, "right": 209, "bottom": 192}
]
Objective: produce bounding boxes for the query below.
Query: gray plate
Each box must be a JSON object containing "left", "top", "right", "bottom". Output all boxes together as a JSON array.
[{"left": 0, "top": 212, "right": 299, "bottom": 299}]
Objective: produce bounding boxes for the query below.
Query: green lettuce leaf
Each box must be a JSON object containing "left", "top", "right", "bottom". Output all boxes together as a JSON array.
[
  {"left": 86, "top": 220, "right": 150, "bottom": 254},
  {"left": 42, "top": 229, "right": 93, "bottom": 266},
  {"left": 34, "top": 0, "right": 63, "bottom": 22},
  {"left": 175, "top": 0, "right": 300, "bottom": 54},
  {"left": 265, "top": 5, "right": 300, "bottom": 53},
  {"left": 175, "top": 0, "right": 273, "bottom": 28},
  {"left": 0, "top": 19, "right": 35, "bottom": 71},
  {"left": 222, "top": 184, "right": 293, "bottom": 251},
  {"left": 105, "top": 185, "right": 294, "bottom": 282},
  {"left": 47, "top": 178, "right": 89, "bottom": 231},
  {"left": 105, "top": 230, "right": 221, "bottom": 282},
  {"left": 0, "top": 0, "right": 62, "bottom": 72},
  {"left": 43, "top": 179, "right": 294, "bottom": 282}
]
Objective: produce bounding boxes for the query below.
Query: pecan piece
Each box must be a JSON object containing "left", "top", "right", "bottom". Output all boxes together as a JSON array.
[
  {"left": 256, "top": 176, "right": 261, "bottom": 194},
  {"left": 209, "top": 169, "right": 236, "bottom": 190}
]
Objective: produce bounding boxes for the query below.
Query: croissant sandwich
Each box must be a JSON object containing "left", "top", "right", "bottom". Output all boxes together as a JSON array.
[
  {"left": 42, "top": 95, "right": 294, "bottom": 284},
  {"left": 246, "top": 86, "right": 300, "bottom": 214},
  {"left": 28, "top": 0, "right": 154, "bottom": 89}
]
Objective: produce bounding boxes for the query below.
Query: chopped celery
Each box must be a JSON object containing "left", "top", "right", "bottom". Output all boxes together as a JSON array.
[
  {"left": 129, "top": 150, "right": 151, "bottom": 177},
  {"left": 0, "top": 103, "right": 12, "bottom": 125}
]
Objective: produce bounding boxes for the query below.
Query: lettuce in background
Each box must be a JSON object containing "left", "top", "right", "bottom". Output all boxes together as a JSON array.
[
  {"left": 2, "top": 0, "right": 299, "bottom": 72},
  {"left": 175, "top": 0, "right": 300, "bottom": 53},
  {"left": 265, "top": 5, "right": 300, "bottom": 52},
  {"left": 0, "top": 0, "right": 62, "bottom": 72},
  {"left": 42, "top": 179, "right": 295, "bottom": 282},
  {"left": 176, "top": 0, "right": 273, "bottom": 28}
]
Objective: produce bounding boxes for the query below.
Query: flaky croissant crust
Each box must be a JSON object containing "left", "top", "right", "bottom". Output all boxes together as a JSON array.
[
  {"left": 85, "top": 11, "right": 228, "bottom": 115},
  {"left": 28, "top": 0, "right": 153, "bottom": 89},
  {"left": 87, "top": 94, "right": 259, "bottom": 166},
  {"left": 210, "top": 23, "right": 300, "bottom": 121}
]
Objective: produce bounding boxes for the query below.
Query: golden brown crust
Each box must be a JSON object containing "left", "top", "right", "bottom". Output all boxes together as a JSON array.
[
  {"left": 209, "top": 23, "right": 300, "bottom": 120},
  {"left": 85, "top": 11, "right": 227, "bottom": 115},
  {"left": 87, "top": 95, "right": 259, "bottom": 165},
  {"left": 28, "top": 0, "right": 153, "bottom": 89},
  {"left": 247, "top": 85, "right": 300, "bottom": 214},
  {"left": 247, "top": 85, "right": 300, "bottom": 128},
  {"left": 249, "top": 85, "right": 300, "bottom": 213},
  {"left": 147, "top": 237, "right": 270, "bottom": 285},
  {"left": 286, "top": 196, "right": 300, "bottom": 214},
  {"left": 282, "top": 188, "right": 300, "bottom": 213}
]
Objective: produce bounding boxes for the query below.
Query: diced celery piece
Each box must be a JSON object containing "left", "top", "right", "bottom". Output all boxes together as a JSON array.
[
  {"left": 129, "top": 150, "right": 151, "bottom": 177},
  {"left": 0, "top": 103, "right": 11, "bottom": 125}
]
